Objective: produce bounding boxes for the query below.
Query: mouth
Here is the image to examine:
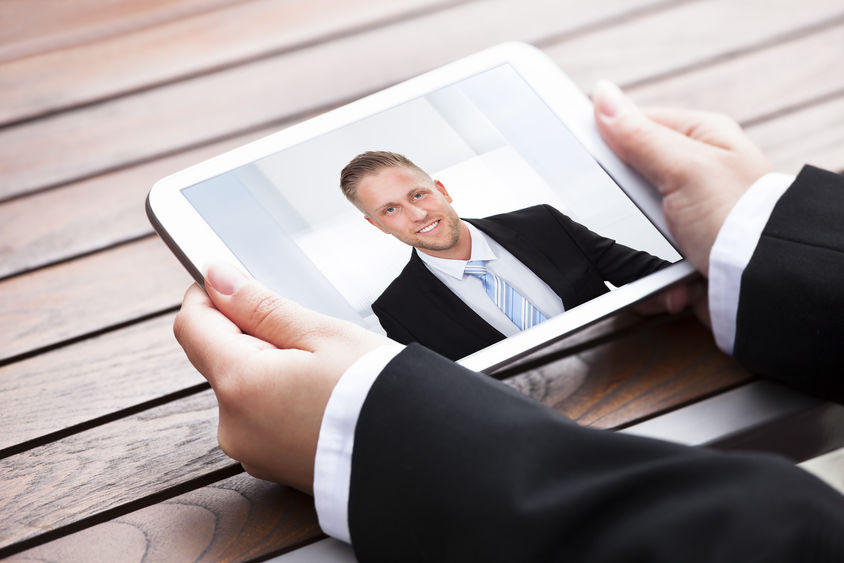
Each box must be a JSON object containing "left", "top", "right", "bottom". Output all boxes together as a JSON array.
[{"left": 417, "top": 220, "right": 439, "bottom": 234}]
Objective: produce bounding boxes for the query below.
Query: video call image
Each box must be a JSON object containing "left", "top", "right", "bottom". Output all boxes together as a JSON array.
[{"left": 183, "top": 64, "right": 681, "bottom": 360}]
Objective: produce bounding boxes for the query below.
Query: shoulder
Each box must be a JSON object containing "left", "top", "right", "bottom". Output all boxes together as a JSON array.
[
  {"left": 472, "top": 204, "right": 572, "bottom": 231},
  {"left": 372, "top": 251, "right": 426, "bottom": 311}
]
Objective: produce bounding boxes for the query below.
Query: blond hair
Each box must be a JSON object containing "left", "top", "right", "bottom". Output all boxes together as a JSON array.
[{"left": 340, "top": 151, "right": 429, "bottom": 204}]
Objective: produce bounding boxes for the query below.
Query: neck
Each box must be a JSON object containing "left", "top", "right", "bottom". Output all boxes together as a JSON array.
[{"left": 418, "top": 221, "right": 472, "bottom": 260}]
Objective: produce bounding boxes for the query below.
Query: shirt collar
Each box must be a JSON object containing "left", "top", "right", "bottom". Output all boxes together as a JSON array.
[{"left": 417, "top": 222, "right": 497, "bottom": 280}]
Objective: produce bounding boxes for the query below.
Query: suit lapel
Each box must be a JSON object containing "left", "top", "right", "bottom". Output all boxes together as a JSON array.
[{"left": 407, "top": 250, "right": 505, "bottom": 342}]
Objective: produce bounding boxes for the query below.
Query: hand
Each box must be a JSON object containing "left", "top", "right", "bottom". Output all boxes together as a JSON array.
[
  {"left": 592, "top": 80, "right": 772, "bottom": 276},
  {"left": 173, "top": 262, "right": 390, "bottom": 493}
]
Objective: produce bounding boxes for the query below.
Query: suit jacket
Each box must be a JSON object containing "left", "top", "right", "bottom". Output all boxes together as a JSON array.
[
  {"left": 734, "top": 166, "right": 844, "bottom": 402},
  {"left": 372, "top": 204, "right": 669, "bottom": 360},
  {"left": 348, "top": 167, "right": 844, "bottom": 562}
]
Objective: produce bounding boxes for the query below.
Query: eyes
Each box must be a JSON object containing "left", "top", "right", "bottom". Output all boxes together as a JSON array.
[{"left": 383, "top": 192, "right": 425, "bottom": 215}]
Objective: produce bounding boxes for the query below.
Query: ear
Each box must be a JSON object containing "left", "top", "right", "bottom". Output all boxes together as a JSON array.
[
  {"left": 434, "top": 180, "right": 453, "bottom": 203},
  {"left": 365, "top": 215, "right": 389, "bottom": 234}
]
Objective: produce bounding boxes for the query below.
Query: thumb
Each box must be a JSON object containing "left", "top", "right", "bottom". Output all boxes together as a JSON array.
[
  {"left": 204, "top": 261, "right": 336, "bottom": 352},
  {"left": 593, "top": 80, "right": 697, "bottom": 194}
]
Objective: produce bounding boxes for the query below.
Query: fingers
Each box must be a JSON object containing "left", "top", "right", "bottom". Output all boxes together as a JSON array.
[
  {"left": 644, "top": 107, "right": 759, "bottom": 154},
  {"left": 593, "top": 80, "right": 700, "bottom": 193},
  {"left": 173, "top": 283, "right": 272, "bottom": 385},
  {"left": 204, "top": 262, "right": 340, "bottom": 352},
  {"left": 203, "top": 262, "right": 389, "bottom": 360}
]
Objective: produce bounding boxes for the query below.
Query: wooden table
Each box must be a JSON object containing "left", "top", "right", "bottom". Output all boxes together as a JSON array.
[{"left": 2, "top": 0, "right": 843, "bottom": 559}]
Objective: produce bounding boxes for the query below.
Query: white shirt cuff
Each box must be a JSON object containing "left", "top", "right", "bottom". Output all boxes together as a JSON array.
[
  {"left": 708, "top": 173, "right": 794, "bottom": 354},
  {"left": 313, "top": 342, "right": 405, "bottom": 544}
]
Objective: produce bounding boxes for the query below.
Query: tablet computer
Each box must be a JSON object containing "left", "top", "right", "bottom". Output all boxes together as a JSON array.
[{"left": 146, "top": 41, "right": 694, "bottom": 373}]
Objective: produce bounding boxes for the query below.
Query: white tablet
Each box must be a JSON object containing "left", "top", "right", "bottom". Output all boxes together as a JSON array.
[{"left": 147, "top": 41, "right": 694, "bottom": 373}]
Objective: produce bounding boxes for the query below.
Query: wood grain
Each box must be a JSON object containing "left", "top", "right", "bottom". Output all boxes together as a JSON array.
[
  {"left": 0, "top": 313, "right": 201, "bottom": 452},
  {"left": 0, "top": 0, "right": 242, "bottom": 64},
  {"left": 0, "top": 0, "right": 461, "bottom": 126},
  {"left": 0, "top": 237, "right": 190, "bottom": 363},
  {"left": 0, "top": 0, "right": 667, "bottom": 200},
  {"left": 4, "top": 11, "right": 844, "bottom": 282},
  {"left": 0, "top": 124, "right": 277, "bottom": 279},
  {"left": 7, "top": 473, "right": 321, "bottom": 562},
  {"left": 543, "top": 0, "right": 844, "bottom": 91},
  {"left": 749, "top": 95, "right": 844, "bottom": 174},
  {"left": 0, "top": 390, "right": 226, "bottom": 552},
  {"left": 506, "top": 314, "right": 751, "bottom": 429},
  {"left": 629, "top": 22, "right": 844, "bottom": 123}
]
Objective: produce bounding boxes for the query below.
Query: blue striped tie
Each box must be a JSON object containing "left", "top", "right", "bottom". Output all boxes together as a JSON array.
[{"left": 464, "top": 260, "right": 547, "bottom": 330}]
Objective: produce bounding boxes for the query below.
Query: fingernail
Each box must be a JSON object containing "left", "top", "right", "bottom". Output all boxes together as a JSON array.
[
  {"left": 206, "top": 262, "right": 247, "bottom": 295},
  {"left": 593, "top": 80, "right": 626, "bottom": 118}
]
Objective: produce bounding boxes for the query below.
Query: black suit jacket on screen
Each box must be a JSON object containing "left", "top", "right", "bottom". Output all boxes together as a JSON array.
[
  {"left": 371, "top": 204, "right": 669, "bottom": 360},
  {"left": 348, "top": 167, "right": 844, "bottom": 562}
]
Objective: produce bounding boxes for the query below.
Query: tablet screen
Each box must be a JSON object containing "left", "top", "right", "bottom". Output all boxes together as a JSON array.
[{"left": 180, "top": 63, "right": 681, "bottom": 359}]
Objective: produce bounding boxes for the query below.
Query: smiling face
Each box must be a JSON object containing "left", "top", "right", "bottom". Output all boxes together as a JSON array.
[{"left": 354, "top": 165, "right": 470, "bottom": 260}]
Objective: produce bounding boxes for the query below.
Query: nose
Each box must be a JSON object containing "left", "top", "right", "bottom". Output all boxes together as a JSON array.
[{"left": 408, "top": 204, "right": 427, "bottom": 221}]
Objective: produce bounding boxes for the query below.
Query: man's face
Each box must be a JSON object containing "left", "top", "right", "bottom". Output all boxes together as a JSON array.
[{"left": 355, "top": 166, "right": 464, "bottom": 256}]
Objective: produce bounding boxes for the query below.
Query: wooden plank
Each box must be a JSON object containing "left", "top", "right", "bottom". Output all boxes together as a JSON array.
[
  {"left": 0, "top": 0, "right": 670, "bottom": 200},
  {"left": 628, "top": 23, "right": 844, "bottom": 124},
  {"left": 0, "top": 390, "right": 227, "bottom": 553},
  {"left": 0, "top": 0, "right": 241, "bottom": 64},
  {"left": 544, "top": 0, "right": 844, "bottom": 90},
  {"left": 0, "top": 237, "right": 190, "bottom": 363},
  {"left": 0, "top": 313, "right": 199, "bottom": 452},
  {"left": 0, "top": 0, "right": 462, "bottom": 126},
  {"left": 0, "top": 125, "right": 275, "bottom": 279},
  {"left": 6, "top": 473, "right": 320, "bottom": 562},
  {"left": 506, "top": 314, "right": 751, "bottom": 429},
  {"left": 749, "top": 95, "right": 844, "bottom": 174}
]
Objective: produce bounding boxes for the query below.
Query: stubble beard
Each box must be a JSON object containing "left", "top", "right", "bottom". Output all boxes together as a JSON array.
[{"left": 412, "top": 212, "right": 462, "bottom": 252}]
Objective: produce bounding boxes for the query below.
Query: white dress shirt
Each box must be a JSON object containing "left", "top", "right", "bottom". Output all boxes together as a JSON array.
[
  {"left": 417, "top": 223, "right": 566, "bottom": 337},
  {"left": 313, "top": 173, "right": 795, "bottom": 545}
]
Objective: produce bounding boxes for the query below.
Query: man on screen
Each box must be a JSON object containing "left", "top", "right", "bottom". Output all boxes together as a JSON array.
[{"left": 340, "top": 151, "right": 669, "bottom": 360}]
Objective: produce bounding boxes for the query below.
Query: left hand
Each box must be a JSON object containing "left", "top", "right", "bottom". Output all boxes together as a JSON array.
[
  {"left": 592, "top": 80, "right": 772, "bottom": 277},
  {"left": 173, "top": 262, "right": 390, "bottom": 493}
]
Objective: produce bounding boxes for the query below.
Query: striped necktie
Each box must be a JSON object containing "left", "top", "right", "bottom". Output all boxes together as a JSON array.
[{"left": 464, "top": 260, "right": 547, "bottom": 330}]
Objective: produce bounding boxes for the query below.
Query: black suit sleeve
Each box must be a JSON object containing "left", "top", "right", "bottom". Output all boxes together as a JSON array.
[
  {"left": 348, "top": 345, "right": 844, "bottom": 563},
  {"left": 733, "top": 166, "right": 844, "bottom": 403},
  {"left": 542, "top": 205, "right": 671, "bottom": 286}
]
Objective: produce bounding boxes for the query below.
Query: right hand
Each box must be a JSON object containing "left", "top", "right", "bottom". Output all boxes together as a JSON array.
[{"left": 592, "top": 80, "right": 773, "bottom": 276}]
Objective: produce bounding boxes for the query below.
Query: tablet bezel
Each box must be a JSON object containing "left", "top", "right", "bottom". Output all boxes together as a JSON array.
[{"left": 147, "top": 41, "right": 695, "bottom": 373}]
